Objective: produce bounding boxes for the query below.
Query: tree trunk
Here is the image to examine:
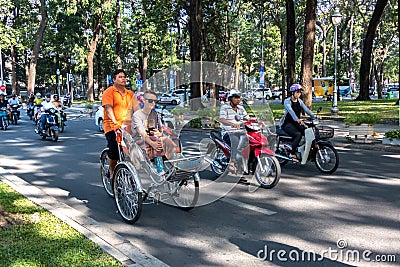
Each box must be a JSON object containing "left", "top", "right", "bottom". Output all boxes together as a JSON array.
[
  {"left": 189, "top": 0, "right": 202, "bottom": 110},
  {"left": 11, "top": 45, "right": 18, "bottom": 95},
  {"left": 115, "top": 0, "right": 122, "bottom": 68},
  {"left": 300, "top": 0, "right": 317, "bottom": 109},
  {"left": 27, "top": 0, "right": 47, "bottom": 94},
  {"left": 285, "top": 0, "right": 296, "bottom": 89},
  {"left": 357, "top": 0, "right": 388, "bottom": 100}
]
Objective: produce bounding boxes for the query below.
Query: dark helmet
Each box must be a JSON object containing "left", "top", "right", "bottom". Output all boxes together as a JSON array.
[
  {"left": 289, "top": 84, "right": 303, "bottom": 92},
  {"left": 45, "top": 93, "right": 51, "bottom": 98}
]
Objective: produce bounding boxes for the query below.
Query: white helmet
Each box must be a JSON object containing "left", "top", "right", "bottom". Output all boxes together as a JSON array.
[
  {"left": 36, "top": 92, "right": 41, "bottom": 97},
  {"left": 227, "top": 89, "right": 241, "bottom": 100}
]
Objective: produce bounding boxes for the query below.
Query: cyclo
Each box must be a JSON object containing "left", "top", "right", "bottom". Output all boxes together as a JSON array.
[{"left": 100, "top": 124, "right": 202, "bottom": 224}]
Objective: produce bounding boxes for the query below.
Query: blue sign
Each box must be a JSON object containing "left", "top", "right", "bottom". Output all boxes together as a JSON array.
[
  {"left": 136, "top": 80, "right": 143, "bottom": 88},
  {"left": 259, "top": 65, "right": 265, "bottom": 88},
  {"left": 169, "top": 73, "right": 175, "bottom": 91},
  {"left": 107, "top": 75, "right": 113, "bottom": 87}
]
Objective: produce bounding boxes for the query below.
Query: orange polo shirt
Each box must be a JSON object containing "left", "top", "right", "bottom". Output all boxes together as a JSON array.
[{"left": 102, "top": 86, "right": 138, "bottom": 134}]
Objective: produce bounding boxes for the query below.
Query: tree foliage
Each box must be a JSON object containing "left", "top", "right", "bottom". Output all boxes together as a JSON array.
[{"left": 0, "top": 0, "right": 397, "bottom": 103}]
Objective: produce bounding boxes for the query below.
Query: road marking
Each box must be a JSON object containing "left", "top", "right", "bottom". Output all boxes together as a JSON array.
[
  {"left": 220, "top": 197, "right": 277, "bottom": 215},
  {"left": 342, "top": 169, "right": 399, "bottom": 180}
]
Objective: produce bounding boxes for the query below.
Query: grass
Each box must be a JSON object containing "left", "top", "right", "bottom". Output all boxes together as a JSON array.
[{"left": 0, "top": 182, "right": 122, "bottom": 267}]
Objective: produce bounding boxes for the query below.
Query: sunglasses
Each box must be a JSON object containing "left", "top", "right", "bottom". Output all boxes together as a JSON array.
[{"left": 145, "top": 98, "right": 157, "bottom": 103}]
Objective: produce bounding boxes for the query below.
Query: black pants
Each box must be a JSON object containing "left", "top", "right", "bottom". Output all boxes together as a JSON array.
[{"left": 282, "top": 122, "right": 306, "bottom": 154}]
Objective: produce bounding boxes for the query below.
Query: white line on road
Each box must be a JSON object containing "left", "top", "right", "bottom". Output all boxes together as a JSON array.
[
  {"left": 220, "top": 197, "right": 277, "bottom": 215},
  {"left": 342, "top": 169, "right": 399, "bottom": 180}
]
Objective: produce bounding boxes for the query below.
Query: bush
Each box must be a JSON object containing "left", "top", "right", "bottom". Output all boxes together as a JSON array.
[
  {"left": 344, "top": 113, "right": 381, "bottom": 125},
  {"left": 384, "top": 130, "right": 400, "bottom": 140}
]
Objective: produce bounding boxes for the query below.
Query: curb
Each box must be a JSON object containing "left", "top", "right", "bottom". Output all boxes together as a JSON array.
[{"left": 0, "top": 167, "right": 169, "bottom": 267}]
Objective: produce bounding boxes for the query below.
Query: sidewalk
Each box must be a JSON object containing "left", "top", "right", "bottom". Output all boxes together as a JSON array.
[{"left": 322, "top": 119, "right": 400, "bottom": 153}]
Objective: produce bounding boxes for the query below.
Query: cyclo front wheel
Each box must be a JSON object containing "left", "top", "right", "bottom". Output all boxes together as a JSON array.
[
  {"left": 168, "top": 174, "right": 199, "bottom": 210},
  {"left": 254, "top": 154, "right": 281, "bottom": 189},
  {"left": 100, "top": 148, "right": 114, "bottom": 197},
  {"left": 113, "top": 163, "right": 142, "bottom": 224}
]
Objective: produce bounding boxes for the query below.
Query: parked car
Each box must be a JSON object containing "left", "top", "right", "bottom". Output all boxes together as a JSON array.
[
  {"left": 271, "top": 89, "right": 282, "bottom": 99},
  {"left": 218, "top": 91, "right": 228, "bottom": 102},
  {"left": 158, "top": 93, "right": 181, "bottom": 105},
  {"left": 172, "top": 89, "right": 191, "bottom": 99},
  {"left": 95, "top": 105, "right": 104, "bottom": 132},
  {"left": 94, "top": 104, "right": 176, "bottom": 132},
  {"left": 246, "top": 88, "right": 273, "bottom": 100}
]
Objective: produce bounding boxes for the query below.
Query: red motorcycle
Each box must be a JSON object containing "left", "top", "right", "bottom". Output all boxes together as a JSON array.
[{"left": 206, "top": 118, "right": 281, "bottom": 189}]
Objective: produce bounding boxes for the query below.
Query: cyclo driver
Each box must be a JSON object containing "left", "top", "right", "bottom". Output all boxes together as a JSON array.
[{"left": 219, "top": 89, "right": 250, "bottom": 173}]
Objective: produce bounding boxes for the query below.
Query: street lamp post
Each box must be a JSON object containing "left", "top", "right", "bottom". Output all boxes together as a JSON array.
[
  {"left": 56, "top": 69, "right": 61, "bottom": 97},
  {"left": 181, "top": 43, "right": 187, "bottom": 104},
  {"left": 331, "top": 7, "right": 342, "bottom": 115}
]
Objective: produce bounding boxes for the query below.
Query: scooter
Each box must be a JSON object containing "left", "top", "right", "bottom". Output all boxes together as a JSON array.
[
  {"left": 10, "top": 104, "right": 20, "bottom": 125},
  {"left": 275, "top": 118, "right": 339, "bottom": 174},
  {"left": 206, "top": 116, "right": 281, "bottom": 189},
  {"left": 35, "top": 108, "right": 60, "bottom": 142},
  {"left": 27, "top": 102, "right": 35, "bottom": 120},
  {"left": 0, "top": 107, "right": 9, "bottom": 130}
]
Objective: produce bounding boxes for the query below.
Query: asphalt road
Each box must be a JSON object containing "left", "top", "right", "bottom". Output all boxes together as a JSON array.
[{"left": 0, "top": 111, "right": 399, "bottom": 266}]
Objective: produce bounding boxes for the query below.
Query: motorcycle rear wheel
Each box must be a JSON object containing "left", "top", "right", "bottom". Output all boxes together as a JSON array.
[
  {"left": 100, "top": 148, "right": 114, "bottom": 198},
  {"left": 254, "top": 154, "right": 281, "bottom": 189},
  {"left": 314, "top": 143, "right": 339, "bottom": 174},
  {"left": 113, "top": 163, "right": 142, "bottom": 224},
  {"left": 209, "top": 147, "right": 229, "bottom": 175}
]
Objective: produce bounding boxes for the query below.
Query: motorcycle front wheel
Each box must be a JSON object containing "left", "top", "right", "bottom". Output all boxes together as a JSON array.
[
  {"left": 254, "top": 154, "right": 281, "bottom": 189},
  {"left": 51, "top": 129, "right": 59, "bottom": 142},
  {"left": 100, "top": 148, "right": 114, "bottom": 198},
  {"left": 113, "top": 163, "right": 142, "bottom": 224},
  {"left": 168, "top": 176, "right": 199, "bottom": 210},
  {"left": 314, "top": 143, "right": 339, "bottom": 174},
  {"left": 12, "top": 114, "right": 18, "bottom": 125},
  {"left": 209, "top": 147, "right": 229, "bottom": 175}
]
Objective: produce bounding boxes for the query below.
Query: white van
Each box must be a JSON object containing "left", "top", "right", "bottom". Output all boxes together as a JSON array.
[{"left": 250, "top": 87, "right": 272, "bottom": 100}]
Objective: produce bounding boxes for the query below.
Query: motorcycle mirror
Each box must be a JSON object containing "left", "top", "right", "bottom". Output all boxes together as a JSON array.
[
  {"left": 317, "top": 107, "right": 322, "bottom": 113},
  {"left": 234, "top": 114, "right": 241, "bottom": 121}
]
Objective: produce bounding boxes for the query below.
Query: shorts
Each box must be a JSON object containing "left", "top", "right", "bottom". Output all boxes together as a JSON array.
[{"left": 105, "top": 131, "right": 119, "bottom": 160}]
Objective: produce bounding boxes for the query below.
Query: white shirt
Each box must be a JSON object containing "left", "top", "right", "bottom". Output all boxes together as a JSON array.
[
  {"left": 8, "top": 98, "right": 20, "bottom": 105},
  {"left": 219, "top": 103, "right": 249, "bottom": 135},
  {"left": 41, "top": 100, "right": 56, "bottom": 111}
]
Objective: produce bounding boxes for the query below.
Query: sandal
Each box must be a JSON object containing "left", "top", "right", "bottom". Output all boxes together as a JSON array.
[{"left": 289, "top": 154, "right": 300, "bottom": 163}]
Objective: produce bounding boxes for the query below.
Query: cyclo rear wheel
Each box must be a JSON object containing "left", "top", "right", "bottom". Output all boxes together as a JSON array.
[
  {"left": 113, "top": 162, "right": 142, "bottom": 224},
  {"left": 100, "top": 148, "right": 114, "bottom": 197},
  {"left": 168, "top": 174, "right": 199, "bottom": 210}
]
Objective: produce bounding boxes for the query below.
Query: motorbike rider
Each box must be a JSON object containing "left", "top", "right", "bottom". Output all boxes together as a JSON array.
[
  {"left": 52, "top": 94, "right": 67, "bottom": 124},
  {"left": 38, "top": 93, "right": 57, "bottom": 134},
  {"left": 219, "top": 89, "right": 249, "bottom": 172},
  {"left": 279, "top": 83, "right": 317, "bottom": 162},
  {"left": 8, "top": 94, "right": 21, "bottom": 119},
  {"left": 0, "top": 93, "right": 11, "bottom": 119}
]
